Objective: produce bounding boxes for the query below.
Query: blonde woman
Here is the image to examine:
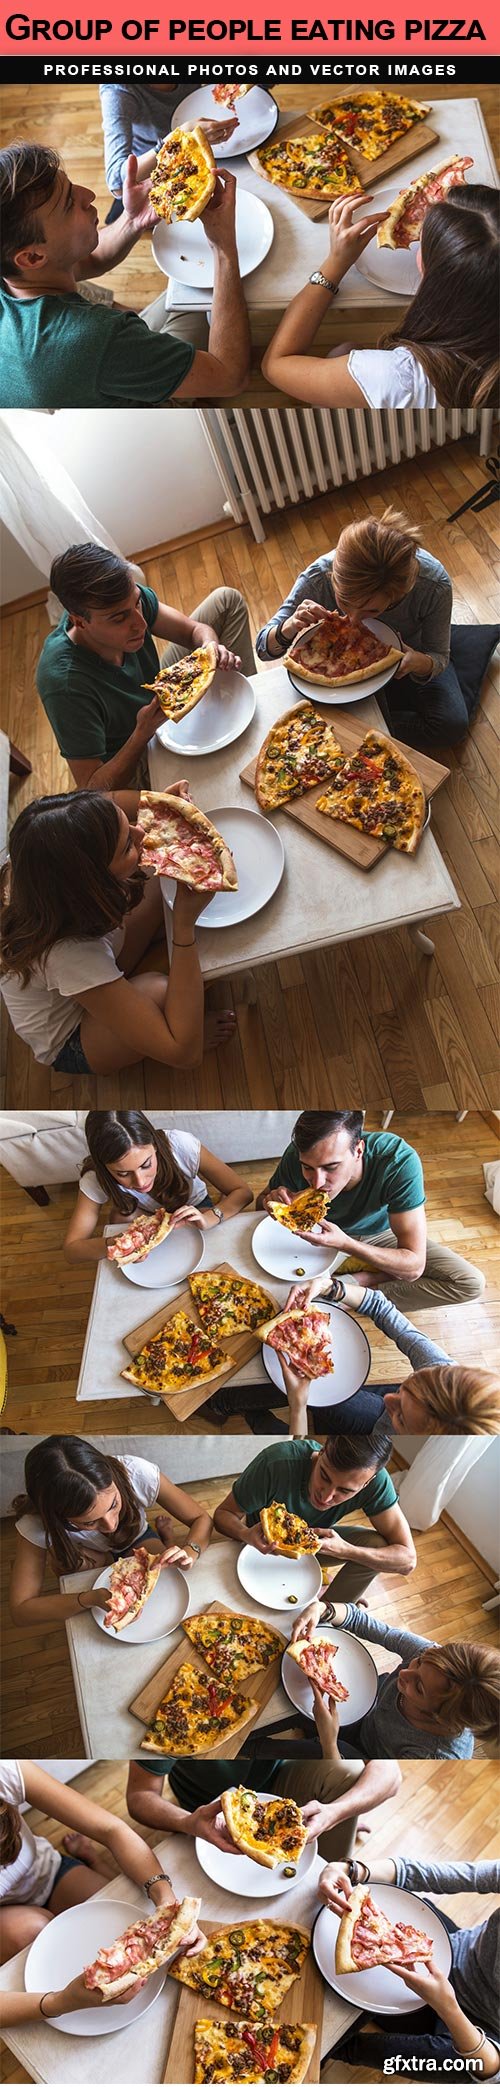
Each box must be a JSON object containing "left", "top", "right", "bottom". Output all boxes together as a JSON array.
[
  {"left": 290, "top": 1604, "right": 500, "bottom": 1763},
  {"left": 256, "top": 507, "right": 466, "bottom": 749},
  {"left": 282, "top": 1275, "right": 500, "bottom": 1437}
]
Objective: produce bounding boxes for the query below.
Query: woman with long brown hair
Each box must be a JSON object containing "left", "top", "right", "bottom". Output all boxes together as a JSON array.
[
  {"left": 64, "top": 1108, "right": 253, "bottom": 1265},
  {"left": 0, "top": 789, "right": 234, "bottom": 1077},
  {"left": 262, "top": 183, "right": 499, "bottom": 411},
  {"left": 9, "top": 1437, "right": 212, "bottom": 1628}
]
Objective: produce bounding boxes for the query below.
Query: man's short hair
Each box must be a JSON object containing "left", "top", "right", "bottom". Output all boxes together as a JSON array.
[
  {"left": 0, "top": 142, "right": 60, "bottom": 277},
  {"left": 50, "top": 544, "right": 132, "bottom": 620},
  {"left": 323, "top": 1430, "right": 391, "bottom": 1474},
  {"left": 293, "top": 1111, "right": 365, "bottom": 1154}
]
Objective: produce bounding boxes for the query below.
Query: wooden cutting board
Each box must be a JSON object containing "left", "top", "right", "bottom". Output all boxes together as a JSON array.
[
  {"left": 248, "top": 109, "right": 438, "bottom": 219},
  {"left": 163, "top": 1919, "right": 323, "bottom": 2082},
  {"left": 121, "top": 1263, "right": 277, "bottom": 1420},
  {"left": 241, "top": 709, "right": 449, "bottom": 872},
  {"left": 129, "top": 1599, "right": 285, "bottom": 1758}
]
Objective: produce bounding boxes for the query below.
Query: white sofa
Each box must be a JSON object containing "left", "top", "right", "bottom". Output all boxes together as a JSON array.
[
  {"left": 0, "top": 1433, "right": 278, "bottom": 1512},
  {"left": 0, "top": 1111, "right": 296, "bottom": 1198}
]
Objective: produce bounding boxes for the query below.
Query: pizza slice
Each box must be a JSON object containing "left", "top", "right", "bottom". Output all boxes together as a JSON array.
[
  {"left": 150, "top": 126, "right": 216, "bottom": 222},
  {"left": 170, "top": 1918, "right": 310, "bottom": 2018},
  {"left": 259, "top": 1501, "right": 321, "bottom": 1558},
  {"left": 138, "top": 789, "right": 237, "bottom": 892},
  {"left": 189, "top": 1271, "right": 277, "bottom": 1337},
  {"left": 140, "top": 1660, "right": 257, "bottom": 1755},
  {"left": 256, "top": 130, "right": 360, "bottom": 199},
  {"left": 195, "top": 2017, "right": 316, "bottom": 2086},
  {"left": 287, "top": 1635, "right": 350, "bottom": 1702},
  {"left": 221, "top": 1787, "right": 308, "bottom": 1869},
  {"left": 212, "top": 82, "right": 253, "bottom": 109},
  {"left": 284, "top": 612, "right": 400, "bottom": 688},
  {"left": 316, "top": 731, "right": 426, "bottom": 855},
  {"left": 336, "top": 1887, "right": 434, "bottom": 1975},
  {"left": 121, "top": 1310, "right": 233, "bottom": 1396},
  {"left": 103, "top": 1546, "right": 162, "bottom": 1634},
  {"left": 378, "top": 154, "right": 474, "bottom": 248},
  {"left": 259, "top": 1307, "right": 333, "bottom": 1380},
  {"left": 142, "top": 641, "right": 218, "bottom": 721},
  {"left": 84, "top": 1895, "right": 201, "bottom": 1999},
  {"left": 106, "top": 1208, "right": 174, "bottom": 1265},
  {"left": 255, "top": 704, "right": 342, "bottom": 811},
  {"left": 314, "top": 91, "right": 431, "bottom": 161},
  {"left": 182, "top": 1610, "right": 285, "bottom": 1683},
  {"left": 267, "top": 1186, "right": 330, "bottom": 1233}
]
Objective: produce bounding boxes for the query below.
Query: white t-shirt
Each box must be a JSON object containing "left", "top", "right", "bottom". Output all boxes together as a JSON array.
[
  {"left": 79, "top": 1129, "right": 207, "bottom": 1212},
  {"left": 0, "top": 927, "right": 126, "bottom": 1066},
  {"left": 16, "top": 1453, "right": 160, "bottom": 1558},
  {"left": 0, "top": 1762, "right": 61, "bottom": 1906},
  {"left": 348, "top": 345, "right": 437, "bottom": 410}
]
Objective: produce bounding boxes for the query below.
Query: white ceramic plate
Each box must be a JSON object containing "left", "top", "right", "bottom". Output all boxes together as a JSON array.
[
  {"left": 281, "top": 1623, "right": 378, "bottom": 1727},
  {"left": 195, "top": 1790, "right": 317, "bottom": 1897},
  {"left": 118, "top": 1224, "right": 204, "bottom": 1291},
  {"left": 356, "top": 187, "right": 421, "bottom": 294},
  {"left": 313, "top": 1886, "right": 452, "bottom": 2013},
  {"left": 262, "top": 1300, "right": 371, "bottom": 1411},
  {"left": 157, "top": 669, "right": 256, "bottom": 758},
  {"left": 161, "top": 807, "right": 284, "bottom": 930},
  {"left": 91, "top": 1561, "right": 189, "bottom": 1644},
  {"left": 252, "top": 1215, "right": 335, "bottom": 1283},
  {"left": 287, "top": 617, "right": 402, "bottom": 705},
  {"left": 237, "top": 1544, "right": 322, "bottom": 1612},
  {"left": 152, "top": 189, "right": 274, "bottom": 290},
  {"left": 173, "top": 85, "right": 279, "bottom": 156},
  {"left": 24, "top": 1899, "right": 166, "bottom": 2036}
]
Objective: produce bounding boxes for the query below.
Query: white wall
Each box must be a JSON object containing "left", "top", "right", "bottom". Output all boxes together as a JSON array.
[
  {"left": 400, "top": 1435, "right": 500, "bottom": 1572},
  {"left": 0, "top": 520, "right": 45, "bottom": 601}
]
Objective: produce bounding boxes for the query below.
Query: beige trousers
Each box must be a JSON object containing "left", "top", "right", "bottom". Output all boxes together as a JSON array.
[
  {"left": 160, "top": 585, "right": 255, "bottom": 680},
  {"left": 276, "top": 1758, "right": 363, "bottom": 1859},
  {"left": 362, "top": 1228, "right": 485, "bottom": 1311}
]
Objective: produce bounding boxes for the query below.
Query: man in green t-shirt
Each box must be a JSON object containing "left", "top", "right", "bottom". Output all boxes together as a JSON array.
[
  {"left": 125, "top": 1753, "right": 401, "bottom": 1864},
  {"left": 257, "top": 1110, "right": 485, "bottom": 1311},
  {"left": 37, "top": 542, "right": 255, "bottom": 791},
  {"left": 0, "top": 140, "right": 250, "bottom": 407},
  {"left": 214, "top": 1433, "right": 416, "bottom": 1603}
]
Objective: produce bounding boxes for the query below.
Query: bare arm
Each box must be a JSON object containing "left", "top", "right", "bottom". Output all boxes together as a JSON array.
[
  {"left": 19, "top": 1760, "right": 175, "bottom": 1905},
  {"left": 77, "top": 885, "right": 206, "bottom": 1069},
  {"left": 156, "top": 1474, "right": 212, "bottom": 1554},
  {"left": 64, "top": 1187, "right": 109, "bottom": 1266},
  {"left": 197, "top": 1145, "right": 253, "bottom": 1219},
  {"left": 78, "top": 153, "right": 157, "bottom": 280},
  {"left": 308, "top": 1206, "right": 427, "bottom": 1283},
  {"left": 173, "top": 174, "right": 250, "bottom": 401},
  {"left": 9, "top": 1533, "right": 114, "bottom": 1626},
  {"left": 262, "top": 193, "right": 387, "bottom": 403},
  {"left": 316, "top": 1503, "right": 416, "bottom": 1579},
  {"left": 68, "top": 695, "right": 165, "bottom": 793}
]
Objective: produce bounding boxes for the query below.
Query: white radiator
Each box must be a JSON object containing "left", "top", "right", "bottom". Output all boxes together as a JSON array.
[{"left": 199, "top": 405, "right": 495, "bottom": 543}]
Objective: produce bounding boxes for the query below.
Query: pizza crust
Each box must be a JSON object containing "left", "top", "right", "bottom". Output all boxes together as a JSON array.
[
  {"left": 142, "top": 640, "right": 218, "bottom": 717},
  {"left": 107, "top": 1208, "right": 174, "bottom": 1265},
  {"left": 86, "top": 1895, "right": 202, "bottom": 1999},
  {"left": 138, "top": 790, "right": 238, "bottom": 892},
  {"left": 377, "top": 155, "right": 473, "bottom": 249},
  {"left": 151, "top": 126, "right": 216, "bottom": 223},
  {"left": 104, "top": 1548, "right": 162, "bottom": 1633},
  {"left": 335, "top": 1883, "right": 366, "bottom": 1975},
  {"left": 284, "top": 618, "right": 401, "bottom": 687}
]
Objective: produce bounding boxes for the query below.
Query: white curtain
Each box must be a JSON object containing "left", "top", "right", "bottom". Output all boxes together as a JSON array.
[
  {"left": 396, "top": 1437, "right": 491, "bottom": 1529},
  {"left": 0, "top": 411, "right": 143, "bottom": 621}
]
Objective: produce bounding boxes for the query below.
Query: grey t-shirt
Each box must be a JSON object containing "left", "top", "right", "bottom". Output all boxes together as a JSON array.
[
  {"left": 339, "top": 1608, "right": 474, "bottom": 1761},
  {"left": 100, "top": 84, "right": 187, "bottom": 193},
  {"left": 256, "top": 545, "right": 452, "bottom": 678},
  {"left": 394, "top": 1860, "right": 500, "bottom": 2055}
]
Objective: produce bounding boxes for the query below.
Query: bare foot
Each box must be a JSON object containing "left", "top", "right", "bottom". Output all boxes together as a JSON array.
[
  {"left": 204, "top": 1009, "right": 237, "bottom": 1051},
  {"left": 62, "top": 1832, "right": 115, "bottom": 1878},
  {"left": 355, "top": 1820, "right": 371, "bottom": 1844}
]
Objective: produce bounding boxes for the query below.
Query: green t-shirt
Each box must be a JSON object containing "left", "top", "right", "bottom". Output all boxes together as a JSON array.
[
  {"left": 0, "top": 286, "right": 195, "bottom": 408},
  {"left": 132, "top": 1761, "right": 283, "bottom": 1805},
  {"left": 233, "top": 1439, "right": 396, "bottom": 1529},
  {"left": 268, "top": 1130, "right": 425, "bottom": 1240},
  {"left": 37, "top": 584, "right": 161, "bottom": 763}
]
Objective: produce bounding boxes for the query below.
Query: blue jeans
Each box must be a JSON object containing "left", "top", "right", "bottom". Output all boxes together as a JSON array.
[
  {"left": 383, "top": 661, "right": 469, "bottom": 749},
  {"left": 52, "top": 1026, "right": 91, "bottom": 1074}
]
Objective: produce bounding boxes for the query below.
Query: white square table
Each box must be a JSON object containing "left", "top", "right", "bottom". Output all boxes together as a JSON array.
[
  {"left": 163, "top": 98, "right": 497, "bottom": 318},
  {"left": 60, "top": 1536, "right": 391, "bottom": 1760},
  {"left": 148, "top": 664, "right": 459, "bottom": 984},
  {"left": 0, "top": 1832, "right": 361, "bottom": 2083}
]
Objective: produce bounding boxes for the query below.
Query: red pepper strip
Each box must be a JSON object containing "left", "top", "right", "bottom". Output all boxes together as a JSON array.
[
  {"left": 242, "top": 2030, "right": 269, "bottom": 2071},
  {"left": 267, "top": 2031, "right": 280, "bottom": 2067}
]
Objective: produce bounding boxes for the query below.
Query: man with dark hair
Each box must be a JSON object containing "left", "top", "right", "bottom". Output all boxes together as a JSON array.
[
  {"left": 37, "top": 543, "right": 254, "bottom": 791},
  {"left": 256, "top": 1111, "right": 485, "bottom": 1311},
  {"left": 214, "top": 1433, "right": 416, "bottom": 1603},
  {"left": 0, "top": 140, "right": 250, "bottom": 407}
]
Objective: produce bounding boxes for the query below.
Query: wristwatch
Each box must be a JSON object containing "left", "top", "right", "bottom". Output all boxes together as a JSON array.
[
  {"left": 213, "top": 1206, "right": 224, "bottom": 1225},
  {"left": 309, "top": 270, "right": 339, "bottom": 294},
  {"left": 187, "top": 1539, "right": 202, "bottom": 1559}
]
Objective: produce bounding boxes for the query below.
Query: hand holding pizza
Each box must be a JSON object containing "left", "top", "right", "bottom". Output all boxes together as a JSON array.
[
  {"left": 201, "top": 169, "right": 238, "bottom": 252},
  {"left": 212, "top": 641, "right": 242, "bottom": 671},
  {"left": 246, "top": 1522, "right": 280, "bottom": 1555},
  {"left": 43, "top": 1971, "right": 146, "bottom": 2016},
  {"left": 197, "top": 116, "right": 239, "bottom": 146},
  {"left": 158, "top": 1543, "right": 199, "bottom": 1570},
  {"left": 189, "top": 1795, "right": 243, "bottom": 1856},
  {"left": 122, "top": 152, "right": 157, "bottom": 232},
  {"left": 322, "top": 192, "right": 390, "bottom": 278},
  {"left": 309, "top": 1679, "right": 341, "bottom": 1755},
  {"left": 388, "top": 1959, "right": 444, "bottom": 2006},
  {"left": 263, "top": 1185, "right": 293, "bottom": 1213},
  {"left": 135, "top": 693, "right": 170, "bottom": 747},
  {"left": 290, "top": 1597, "right": 322, "bottom": 1643},
  {"left": 167, "top": 1203, "right": 215, "bottom": 1232},
  {"left": 286, "top": 1276, "right": 330, "bottom": 1311},
  {"left": 81, "top": 1584, "right": 114, "bottom": 1615},
  {"left": 281, "top": 599, "right": 331, "bottom": 643},
  {"left": 318, "top": 1861, "right": 354, "bottom": 1916}
]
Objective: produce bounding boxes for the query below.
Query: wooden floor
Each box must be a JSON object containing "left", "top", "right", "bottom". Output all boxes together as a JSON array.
[
  {"left": 1, "top": 1757, "right": 498, "bottom": 2085},
  {"left": 2, "top": 446, "right": 499, "bottom": 1112},
  {"left": 2, "top": 1115, "right": 500, "bottom": 1438}
]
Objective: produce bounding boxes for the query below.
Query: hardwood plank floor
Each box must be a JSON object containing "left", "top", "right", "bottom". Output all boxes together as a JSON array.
[
  {"left": 2, "top": 1115, "right": 499, "bottom": 1437},
  {"left": 2, "top": 448, "right": 499, "bottom": 1111},
  {"left": 1, "top": 1759, "right": 498, "bottom": 2085}
]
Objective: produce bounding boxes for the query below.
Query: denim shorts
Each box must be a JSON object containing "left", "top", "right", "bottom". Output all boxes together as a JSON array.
[
  {"left": 40, "top": 1851, "right": 81, "bottom": 1904},
  {"left": 52, "top": 1026, "right": 91, "bottom": 1074}
]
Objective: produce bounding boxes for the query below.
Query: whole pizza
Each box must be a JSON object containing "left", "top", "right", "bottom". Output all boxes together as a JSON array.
[
  {"left": 267, "top": 1187, "right": 330, "bottom": 1233},
  {"left": 284, "top": 612, "right": 401, "bottom": 689},
  {"left": 257, "top": 130, "right": 360, "bottom": 199},
  {"left": 140, "top": 1660, "right": 257, "bottom": 1755},
  {"left": 287, "top": 1635, "right": 350, "bottom": 1702},
  {"left": 106, "top": 1208, "right": 173, "bottom": 1265},
  {"left": 138, "top": 789, "right": 237, "bottom": 892},
  {"left": 150, "top": 126, "right": 216, "bottom": 222},
  {"left": 142, "top": 641, "right": 218, "bottom": 721},
  {"left": 103, "top": 1546, "right": 162, "bottom": 1633},
  {"left": 316, "top": 731, "right": 426, "bottom": 854},
  {"left": 170, "top": 1918, "right": 310, "bottom": 2019},
  {"left": 377, "top": 153, "right": 474, "bottom": 248},
  {"left": 182, "top": 1610, "right": 285, "bottom": 1683},
  {"left": 194, "top": 2016, "right": 316, "bottom": 2085},
  {"left": 260, "top": 1307, "right": 333, "bottom": 1380},
  {"left": 84, "top": 1897, "right": 201, "bottom": 1998},
  {"left": 255, "top": 704, "right": 342, "bottom": 810},
  {"left": 259, "top": 1502, "right": 321, "bottom": 1558},
  {"left": 221, "top": 1786, "right": 308, "bottom": 1869},
  {"left": 336, "top": 1886, "right": 434, "bottom": 1974},
  {"left": 121, "top": 1310, "right": 233, "bottom": 1396},
  {"left": 189, "top": 1270, "right": 277, "bottom": 1337},
  {"left": 314, "top": 91, "right": 431, "bottom": 162}
]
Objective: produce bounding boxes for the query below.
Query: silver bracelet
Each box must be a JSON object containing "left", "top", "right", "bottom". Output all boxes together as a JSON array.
[
  {"left": 144, "top": 1870, "right": 173, "bottom": 1900},
  {"left": 322, "top": 1600, "right": 338, "bottom": 1625}
]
